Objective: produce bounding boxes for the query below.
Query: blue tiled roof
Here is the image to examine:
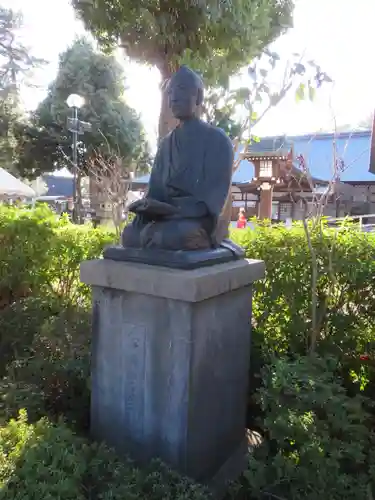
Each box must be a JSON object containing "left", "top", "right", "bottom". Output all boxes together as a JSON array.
[
  {"left": 247, "top": 136, "right": 292, "bottom": 155},
  {"left": 132, "top": 174, "right": 150, "bottom": 185},
  {"left": 234, "top": 131, "right": 373, "bottom": 184},
  {"left": 289, "top": 131, "right": 372, "bottom": 182},
  {"left": 132, "top": 131, "right": 373, "bottom": 186}
]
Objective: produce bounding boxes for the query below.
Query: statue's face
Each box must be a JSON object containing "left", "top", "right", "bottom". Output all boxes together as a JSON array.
[{"left": 168, "top": 77, "right": 199, "bottom": 120}]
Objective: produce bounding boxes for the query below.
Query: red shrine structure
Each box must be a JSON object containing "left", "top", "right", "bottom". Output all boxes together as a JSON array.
[{"left": 232, "top": 137, "right": 331, "bottom": 221}]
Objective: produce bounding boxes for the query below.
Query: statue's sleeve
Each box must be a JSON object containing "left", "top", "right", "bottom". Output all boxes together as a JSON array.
[{"left": 202, "top": 129, "right": 233, "bottom": 218}]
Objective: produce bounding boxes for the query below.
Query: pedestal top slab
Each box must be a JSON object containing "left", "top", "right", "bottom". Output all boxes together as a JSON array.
[{"left": 80, "top": 258, "right": 265, "bottom": 302}]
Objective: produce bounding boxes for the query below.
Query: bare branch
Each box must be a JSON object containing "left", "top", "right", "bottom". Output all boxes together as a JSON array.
[{"left": 85, "top": 147, "right": 136, "bottom": 239}]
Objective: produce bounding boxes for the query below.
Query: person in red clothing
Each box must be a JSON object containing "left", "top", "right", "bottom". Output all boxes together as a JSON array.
[{"left": 236, "top": 207, "right": 247, "bottom": 229}]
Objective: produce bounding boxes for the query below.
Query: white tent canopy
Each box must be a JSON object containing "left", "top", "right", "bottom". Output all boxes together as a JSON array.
[{"left": 0, "top": 168, "right": 35, "bottom": 198}]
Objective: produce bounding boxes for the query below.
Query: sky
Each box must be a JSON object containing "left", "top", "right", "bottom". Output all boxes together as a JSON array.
[{"left": 3, "top": 0, "right": 375, "bottom": 149}]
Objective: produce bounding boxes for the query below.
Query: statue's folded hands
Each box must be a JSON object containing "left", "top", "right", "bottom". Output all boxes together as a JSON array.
[{"left": 129, "top": 198, "right": 179, "bottom": 216}]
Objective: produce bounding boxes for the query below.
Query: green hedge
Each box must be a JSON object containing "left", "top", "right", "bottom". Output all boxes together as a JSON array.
[
  {"left": 231, "top": 223, "right": 375, "bottom": 499},
  {"left": 242, "top": 355, "right": 374, "bottom": 500},
  {"left": 0, "top": 205, "right": 114, "bottom": 309},
  {"left": 0, "top": 207, "right": 209, "bottom": 499},
  {"left": 0, "top": 410, "right": 208, "bottom": 500},
  {"left": 232, "top": 222, "right": 375, "bottom": 359},
  {"left": 0, "top": 207, "right": 115, "bottom": 432},
  {"left": 1, "top": 208, "right": 375, "bottom": 499}
]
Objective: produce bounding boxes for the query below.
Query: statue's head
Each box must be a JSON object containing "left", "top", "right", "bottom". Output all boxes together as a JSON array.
[{"left": 167, "top": 66, "right": 204, "bottom": 120}]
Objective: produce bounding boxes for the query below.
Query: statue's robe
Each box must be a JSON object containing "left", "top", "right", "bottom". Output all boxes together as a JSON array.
[{"left": 123, "top": 118, "right": 233, "bottom": 250}]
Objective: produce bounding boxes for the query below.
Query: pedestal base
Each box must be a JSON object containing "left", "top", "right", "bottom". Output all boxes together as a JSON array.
[
  {"left": 103, "top": 239, "right": 245, "bottom": 270},
  {"left": 80, "top": 258, "right": 265, "bottom": 493},
  {"left": 208, "top": 438, "right": 248, "bottom": 498}
]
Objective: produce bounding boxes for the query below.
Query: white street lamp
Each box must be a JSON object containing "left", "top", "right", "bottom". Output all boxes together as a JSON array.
[
  {"left": 66, "top": 94, "right": 84, "bottom": 223},
  {"left": 66, "top": 93, "right": 85, "bottom": 109}
]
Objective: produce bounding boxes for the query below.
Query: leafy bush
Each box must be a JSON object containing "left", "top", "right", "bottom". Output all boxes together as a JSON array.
[
  {"left": 3, "top": 208, "right": 375, "bottom": 499},
  {"left": 0, "top": 206, "right": 57, "bottom": 308},
  {"left": 0, "top": 305, "right": 91, "bottom": 431},
  {"left": 232, "top": 223, "right": 375, "bottom": 359},
  {"left": 0, "top": 207, "right": 210, "bottom": 498},
  {"left": 0, "top": 207, "right": 114, "bottom": 433},
  {"left": 0, "top": 410, "right": 209, "bottom": 500},
  {"left": 231, "top": 223, "right": 375, "bottom": 498},
  {"left": 0, "top": 206, "right": 114, "bottom": 309},
  {"left": 241, "top": 355, "right": 374, "bottom": 500},
  {"left": 0, "top": 296, "right": 63, "bottom": 377},
  {"left": 46, "top": 223, "right": 114, "bottom": 306}
]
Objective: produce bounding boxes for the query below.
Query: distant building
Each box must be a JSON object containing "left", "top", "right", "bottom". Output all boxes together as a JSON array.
[
  {"left": 368, "top": 113, "right": 375, "bottom": 176},
  {"left": 43, "top": 174, "right": 74, "bottom": 198},
  {"left": 233, "top": 131, "right": 372, "bottom": 220},
  {"left": 116, "top": 130, "right": 375, "bottom": 222}
]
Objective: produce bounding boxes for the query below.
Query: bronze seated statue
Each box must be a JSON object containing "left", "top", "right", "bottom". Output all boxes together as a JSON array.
[{"left": 104, "top": 65, "right": 244, "bottom": 269}]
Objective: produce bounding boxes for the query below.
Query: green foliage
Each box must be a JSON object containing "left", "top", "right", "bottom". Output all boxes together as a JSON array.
[
  {"left": 241, "top": 355, "right": 374, "bottom": 500},
  {"left": 0, "top": 7, "right": 45, "bottom": 93},
  {"left": 46, "top": 223, "right": 114, "bottom": 307},
  {"left": 0, "top": 206, "right": 208, "bottom": 497},
  {"left": 202, "top": 87, "right": 243, "bottom": 139},
  {"left": 229, "top": 223, "right": 375, "bottom": 499},
  {"left": 0, "top": 91, "right": 20, "bottom": 171},
  {"left": 232, "top": 223, "right": 375, "bottom": 358},
  {"left": 0, "top": 7, "right": 45, "bottom": 172},
  {"left": 72, "top": 0, "right": 294, "bottom": 137},
  {"left": 72, "top": 0, "right": 293, "bottom": 85},
  {"left": 0, "top": 206, "right": 114, "bottom": 430},
  {"left": 0, "top": 205, "right": 57, "bottom": 304},
  {"left": 14, "top": 121, "right": 66, "bottom": 179},
  {"left": 0, "top": 410, "right": 209, "bottom": 499},
  {"left": 0, "top": 304, "right": 92, "bottom": 431},
  {"left": 2, "top": 207, "right": 375, "bottom": 499},
  {"left": 0, "top": 296, "right": 63, "bottom": 378},
  {"left": 16, "top": 38, "right": 149, "bottom": 178},
  {"left": 0, "top": 205, "right": 114, "bottom": 305}
]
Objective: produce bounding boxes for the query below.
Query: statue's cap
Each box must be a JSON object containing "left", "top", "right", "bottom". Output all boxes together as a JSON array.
[{"left": 169, "top": 65, "right": 204, "bottom": 90}]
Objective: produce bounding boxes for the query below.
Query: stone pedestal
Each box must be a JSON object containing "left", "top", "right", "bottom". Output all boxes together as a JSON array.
[{"left": 80, "top": 258, "right": 265, "bottom": 495}]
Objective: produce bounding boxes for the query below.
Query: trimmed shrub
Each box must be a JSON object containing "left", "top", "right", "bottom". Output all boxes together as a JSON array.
[
  {"left": 0, "top": 410, "right": 209, "bottom": 500},
  {"left": 46, "top": 223, "right": 114, "bottom": 306},
  {"left": 0, "top": 305, "right": 91, "bottom": 431},
  {"left": 241, "top": 355, "right": 374, "bottom": 500},
  {"left": 232, "top": 222, "right": 375, "bottom": 359},
  {"left": 0, "top": 206, "right": 57, "bottom": 308},
  {"left": 0, "top": 206, "right": 114, "bottom": 309},
  {"left": 230, "top": 223, "right": 375, "bottom": 499},
  {"left": 0, "top": 295, "right": 64, "bottom": 377},
  {"left": 2, "top": 208, "right": 375, "bottom": 499}
]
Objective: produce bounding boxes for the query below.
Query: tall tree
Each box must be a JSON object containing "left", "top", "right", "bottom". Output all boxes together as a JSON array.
[
  {"left": 16, "top": 38, "right": 149, "bottom": 179},
  {"left": 72, "top": 0, "right": 294, "bottom": 139},
  {"left": 0, "top": 7, "right": 44, "bottom": 172}
]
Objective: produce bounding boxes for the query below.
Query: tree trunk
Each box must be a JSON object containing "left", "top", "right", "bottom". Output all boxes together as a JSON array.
[{"left": 157, "top": 62, "right": 178, "bottom": 142}]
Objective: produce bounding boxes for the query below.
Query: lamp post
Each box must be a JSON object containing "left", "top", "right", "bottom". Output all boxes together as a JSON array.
[{"left": 66, "top": 93, "right": 85, "bottom": 223}]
